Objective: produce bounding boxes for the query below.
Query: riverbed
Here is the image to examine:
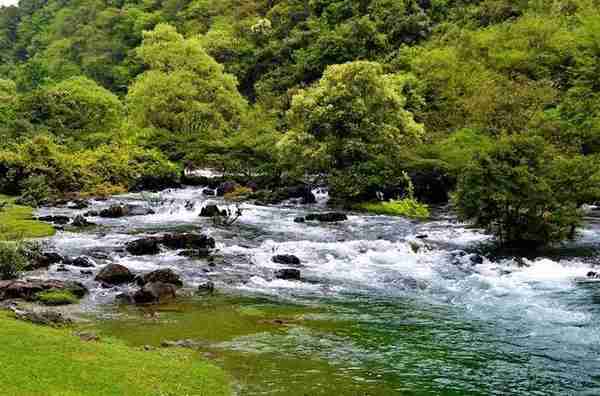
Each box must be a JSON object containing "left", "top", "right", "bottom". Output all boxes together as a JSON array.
[{"left": 35, "top": 187, "right": 600, "bottom": 395}]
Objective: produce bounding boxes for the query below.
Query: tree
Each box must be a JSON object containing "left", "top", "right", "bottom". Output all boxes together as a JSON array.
[
  {"left": 20, "top": 76, "right": 123, "bottom": 142},
  {"left": 453, "top": 134, "right": 600, "bottom": 247},
  {"left": 279, "top": 60, "right": 424, "bottom": 201},
  {"left": 0, "top": 79, "right": 17, "bottom": 131},
  {"left": 127, "top": 23, "right": 247, "bottom": 162}
]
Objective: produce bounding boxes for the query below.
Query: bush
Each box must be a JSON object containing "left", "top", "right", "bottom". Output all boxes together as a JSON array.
[
  {"left": 36, "top": 290, "right": 79, "bottom": 306},
  {"left": 0, "top": 135, "right": 180, "bottom": 198},
  {"left": 453, "top": 134, "right": 599, "bottom": 246},
  {"left": 0, "top": 241, "right": 27, "bottom": 280},
  {"left": 15, "top": 175, "right": 52, "bottom": 207},
  {"left": 356, "top": 198, "right": 430, "bottom": 220}
]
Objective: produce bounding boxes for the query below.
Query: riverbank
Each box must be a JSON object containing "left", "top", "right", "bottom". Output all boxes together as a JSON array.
[
  {"left": 0, "top": 311, "right": 231, "bottom": 395},
  {"left": 0, "top": 195, "right": 55, "bottom": 240}
]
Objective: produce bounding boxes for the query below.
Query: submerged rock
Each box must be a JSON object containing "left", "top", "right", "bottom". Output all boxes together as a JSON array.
[
  {"left": 274, "top": 268, "right": 301, "bottom": 280},
  {"left": 293, "top": 217, "right": 305, "bottom": 223},
  {"left": 161, "top": 339, "right": 205, "bottom": 349},
  {"left": 95, "top": 264, "right": 135, "bottom": 285},
  {"left": 272, "top": 254, "right": 302, "bottom": 267},
  {"left": 133, "top": 282, "right": 177, "bottom": 304},
  {"left": 138, "top": 269, "right": 183, "bottom": 287},
  {"left": 305, "top": 212, "right": 348, "bottom": 222}
]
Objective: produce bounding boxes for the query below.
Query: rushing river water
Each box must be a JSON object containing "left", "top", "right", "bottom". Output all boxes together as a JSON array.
[{"left": 36, "top": 187, "right": 600, "bottom": 395}]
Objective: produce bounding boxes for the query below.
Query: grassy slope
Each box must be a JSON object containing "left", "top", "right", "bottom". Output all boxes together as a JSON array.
[
  {"left": 0, "top": 312, "right": 231, "bottom": 396},
  {"left": 0, "top": 195, "right": 55, "bottom": 240}
]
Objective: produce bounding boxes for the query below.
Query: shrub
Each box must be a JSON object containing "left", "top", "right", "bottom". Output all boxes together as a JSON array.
[
  {"left": 453, "top": 134, "right": 600, "bottom": 246},
  {"left": 15, "top": 175, "right": 52, "bottom": 207},
  {"left": 356, "top": 198, "right": 430, "bottom": 220},
  {"left": 36, "top": 290, "right": 79, "bottom": 306},
  {"left": 0, "top": 241, "right": 27, "bottom": 280}
]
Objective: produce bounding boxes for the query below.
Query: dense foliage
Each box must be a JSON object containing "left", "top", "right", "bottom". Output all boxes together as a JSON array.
[{"left": 1, "top": 0, "right": 600, "bottom": 245}]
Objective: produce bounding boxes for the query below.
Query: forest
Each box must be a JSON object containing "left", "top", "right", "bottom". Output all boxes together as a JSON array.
[{"left": 2, "top": 0, "right": 600, "bottom": 244}]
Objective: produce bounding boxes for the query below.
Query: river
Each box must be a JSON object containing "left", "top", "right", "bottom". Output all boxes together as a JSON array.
[{"left": 35, "top": 187, "right": 600, "bottom": 395}]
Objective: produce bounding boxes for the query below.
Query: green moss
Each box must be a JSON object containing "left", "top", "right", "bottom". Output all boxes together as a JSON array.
[
  {"left": 355, "top": 198, "right": 430, "bottom": 220},
  {"left": 0, "top": 311, "right": 231, "bottom": 395},
  {"left": 0, "top": 195, "right": 55, "bottom": 241},
  {"left": 37, "top": 290, "right": 79, "bottom": 306}
]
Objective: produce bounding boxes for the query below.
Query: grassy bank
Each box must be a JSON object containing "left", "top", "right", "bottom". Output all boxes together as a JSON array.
[
  {"left": 0, "top": 312, "right": 231, "bottom": 395},
  {"left": 0, "top": 195, "right": 55, "bottom": 241},
  {"left": 355, "top": 198, "right": 430, "bottom": 220}
]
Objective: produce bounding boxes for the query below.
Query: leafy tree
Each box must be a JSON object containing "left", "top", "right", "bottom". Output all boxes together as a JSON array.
[
  {"left": 127, "top": 23, "right": 247, "bottom": 162},
  {"left": 279, "top": 61, "right": 424, "bottom": 201},
  {"left": 454, "top": 134, "right": 600, "bottom": 246},
  {"left": 20, "top": 76, "right": 123, "bottom": 142}
]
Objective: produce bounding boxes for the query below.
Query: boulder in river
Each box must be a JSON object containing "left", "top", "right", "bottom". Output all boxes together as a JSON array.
[
  {"left": 99, "top": 204, "right": 155, "bottom": 218},
  {"left": 95, "top": 264, "right": 135, "bottom": 285},
  {"left": 305, "top": 213, "right": 348, "bottom": 222},
  {"left": 126, "top": 238, "right": 160, "bottom": 256},
  {"left": 272, "top": 254, "right": 302, "bottom": 267},
  {"left": 198, "top": 281, "right": 215, "bottom": 294},
  {"left": 133, "top": 282, "right": 177, "bottom": 304},
  {"left": 159, "top": 233, "right": 216, "bottom": 250},
  {"left": 64, "top": 256, "right": 95, "bottom": 268},
  {"left": 274, "top": 268, "right": 301, "bottom": 280},
  {"left": 138, "top": 269, "right": 183, "bottom": 287},
  {"left": 199, "top": 204, "right": 226, "bottom": 217},
  {"left": 37, "top": 215, "right": 70, "bottom": 225},
  {"left": 71, "top": 215, "right": 94, "bottom": 227},
  {"left": 587, "top": 271, "right": 600, "bottom": 279},
  {"left": 25, "top": 252, "right": 64, "bottom": 271},
  {"left": 0, "top": 279, "right": 87, "bottom": 301}
]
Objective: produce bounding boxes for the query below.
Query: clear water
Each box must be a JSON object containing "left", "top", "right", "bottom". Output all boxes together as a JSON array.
[{"left": 37, "top": 187, "right": 600, "bottom": 395}]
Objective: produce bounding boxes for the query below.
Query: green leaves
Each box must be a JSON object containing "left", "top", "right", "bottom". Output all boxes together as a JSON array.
[{"left": 454, "top": 134, "right": 599, "bottom": 246}]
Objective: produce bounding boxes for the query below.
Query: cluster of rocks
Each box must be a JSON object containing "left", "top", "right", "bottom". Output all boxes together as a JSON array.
[
  {"left": 125, "top": 233, "right": 216, "bottom": 256},
  {"left": 587, "top": 271, "right": 600, "bottom": 279},
  {"left": 95, "top": 266, "right": 181, "bottom": 304},
  {"left": 84, "top": 204, "right": 155, "bottom": 219},
  {"left": 0, "top": 279, "right": 88, "bottom": 302},
  {"left": 272, "top": 254, "right": 303, "bottom": 281}
]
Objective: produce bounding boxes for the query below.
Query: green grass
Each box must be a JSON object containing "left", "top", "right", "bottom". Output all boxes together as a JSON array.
[
  {"left": 0, "top": 195, "right": 55, "bottom": 241},
  {"left": 37, "top": 290, "right": 79, "bottom": 306},
  {"left": 355, "top": 198, "right": 430, "bottom": 220},
  {"left": 0, "top": 312, "right": 232, "bottom": 396}
]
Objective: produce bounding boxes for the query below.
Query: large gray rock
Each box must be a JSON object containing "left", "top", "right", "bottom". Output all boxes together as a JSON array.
[
  {"left": 126, "top": 238, "right": 160, "bottom": 256},
  {"left": 95, "top": 264, "right": 135, "bottom": 285}
]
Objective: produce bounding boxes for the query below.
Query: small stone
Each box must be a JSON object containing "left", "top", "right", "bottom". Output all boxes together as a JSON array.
[
  {"left": 274, "top": 268, "right": 301, "bottom": 280},
  {"left": 293, "top": 217, "right": 305, "bottom": 223},
  {"left": 198, "top": 281, "right": 215, "bottom": 294},
  {"left": 272, "top": 254, "right": 302, "bottom": 266}
]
